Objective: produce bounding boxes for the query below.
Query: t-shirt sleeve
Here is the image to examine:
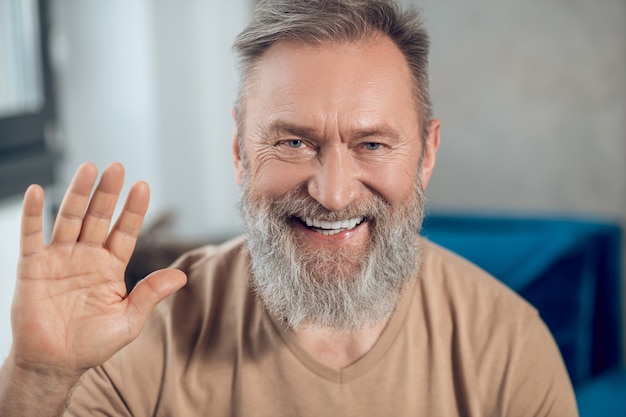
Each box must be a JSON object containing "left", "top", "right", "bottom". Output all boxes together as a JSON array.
[
  {"left": 499, "top": 315, "right": 579, "bottom": 417},
  {"left": 64, "top": 365, "right": 139, "bottom": 416}
]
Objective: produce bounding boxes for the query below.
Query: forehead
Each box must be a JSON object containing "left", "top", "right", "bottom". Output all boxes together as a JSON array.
[{"left": 242, "top": 35, "right": 418, "bottom": 131}]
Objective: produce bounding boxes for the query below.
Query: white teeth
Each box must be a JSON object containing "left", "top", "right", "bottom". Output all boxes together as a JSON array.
[
  {"left": 319, "top": 229, "right": 342, "bottom": 236},
  {"left": 303, "top": 216, "right": 364, "bottom": 232}
]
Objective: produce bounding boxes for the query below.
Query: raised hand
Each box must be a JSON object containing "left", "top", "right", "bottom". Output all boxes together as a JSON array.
[{"left": 9, "top": 162, "right": 187, "bottom": 377}]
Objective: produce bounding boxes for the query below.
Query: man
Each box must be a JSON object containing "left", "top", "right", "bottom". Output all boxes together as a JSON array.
[{"left": 0, "top": 0, "right": 578, "bottom": 415}]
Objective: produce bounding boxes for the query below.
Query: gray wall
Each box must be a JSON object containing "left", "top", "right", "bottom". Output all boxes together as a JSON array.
[{"left": 414, "top": 0, "right": 626, "bottom": 222}]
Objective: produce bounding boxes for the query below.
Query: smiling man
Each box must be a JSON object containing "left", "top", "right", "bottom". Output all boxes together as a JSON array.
[
  {"left": 0, "top": 1, "right": 578, "bottom": 416},
  {"left": 236, "top": 35, "right": 433, "bottom": 335}
]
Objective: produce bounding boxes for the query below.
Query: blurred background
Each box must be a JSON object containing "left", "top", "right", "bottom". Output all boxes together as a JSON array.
[{"left": 0, "top": 0, "right": 624, "bottom": 409}]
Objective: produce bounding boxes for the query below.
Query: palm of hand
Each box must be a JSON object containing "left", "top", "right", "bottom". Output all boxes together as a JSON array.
[
  {"left": 10, "top": 163, "right": 186, "bottom": 376},
  {"left": 14, "top": 245, "right": 129, "bottom": 372}
]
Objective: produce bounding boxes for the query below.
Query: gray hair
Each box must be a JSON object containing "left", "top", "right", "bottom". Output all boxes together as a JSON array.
[{"left": 232, "top": 0, "right": 432, "bottom": 142}]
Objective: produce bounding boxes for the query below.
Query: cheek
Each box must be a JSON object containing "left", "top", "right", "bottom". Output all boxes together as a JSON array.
[
  {"left": 249, "top": 159, "right": 310, "bottom": 197},
  {"left": 361, "top": 160, "right": 420, "bottom": 206},
  {"left": 384, "top": 172, "right": 417, "bottom": 203}
]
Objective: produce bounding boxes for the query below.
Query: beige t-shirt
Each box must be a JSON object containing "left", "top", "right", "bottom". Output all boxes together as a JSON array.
[{"left": 65, "top": 237, "right": 578, "bottom": 416}]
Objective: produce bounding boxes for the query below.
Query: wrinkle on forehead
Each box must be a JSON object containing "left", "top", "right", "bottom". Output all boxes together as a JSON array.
[{"left": 241, "top": 35, "right": 419, "bottom": 136}]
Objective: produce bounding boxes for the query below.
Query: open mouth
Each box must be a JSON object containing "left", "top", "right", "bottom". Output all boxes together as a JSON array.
[{"left": 297, "top": 216, "right": 366, "bottom": 236}]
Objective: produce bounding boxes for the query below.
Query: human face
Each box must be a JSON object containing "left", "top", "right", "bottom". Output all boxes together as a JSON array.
[{"left": 233, "top": 35, "right": 439, "bottom": 255}]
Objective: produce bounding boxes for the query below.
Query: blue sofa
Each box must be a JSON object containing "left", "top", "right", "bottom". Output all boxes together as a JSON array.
[{"left": 420, "top": 214, "right": 624, "bottom": 416}]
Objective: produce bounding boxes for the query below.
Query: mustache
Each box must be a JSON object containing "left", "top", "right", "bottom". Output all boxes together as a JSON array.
[{"left": 250, "top": 186, "right": 390, "bottom": 223}]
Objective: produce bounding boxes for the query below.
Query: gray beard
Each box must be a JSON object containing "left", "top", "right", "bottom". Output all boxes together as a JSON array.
[{"left": 238, "top": 179, "right": 425, "bottom": 332}]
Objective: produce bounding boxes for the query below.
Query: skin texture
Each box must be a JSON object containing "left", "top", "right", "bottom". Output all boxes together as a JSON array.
[{"left": 232, "top": 35, "right": 440, "bottom": 367}]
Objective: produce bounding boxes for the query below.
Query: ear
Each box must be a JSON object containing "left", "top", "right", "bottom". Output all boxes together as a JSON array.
[
  {"left": 420, "top": 119, "right": 440, "bottom": 190},
  {"left": 231, "top": 108, "right": 244, "bottom": 186}
]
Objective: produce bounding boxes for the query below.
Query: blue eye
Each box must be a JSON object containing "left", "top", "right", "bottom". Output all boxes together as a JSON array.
[
  {"left": 287, "top": 140, "right": 303, "bottom": 148},
  {"left": 364, "top": 142, "right": 381, "bottom": 151}
]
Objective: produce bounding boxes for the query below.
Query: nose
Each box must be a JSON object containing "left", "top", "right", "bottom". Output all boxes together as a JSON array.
[{"left": 307, "top": 147, "right": 360, "bottom": 211}]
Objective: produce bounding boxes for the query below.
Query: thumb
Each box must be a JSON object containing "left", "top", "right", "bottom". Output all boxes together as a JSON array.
[{"left": 125, "top": 268, "right": 187, "bottom": 334}]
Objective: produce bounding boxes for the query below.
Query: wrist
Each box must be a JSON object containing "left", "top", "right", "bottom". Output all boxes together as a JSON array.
[{"left": 1, "top": 350, "right": 83, "bottom": 417}]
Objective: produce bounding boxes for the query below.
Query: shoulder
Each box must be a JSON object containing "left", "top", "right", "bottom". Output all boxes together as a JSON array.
[
  {"left": 170, "top": 235, "right": 248, "bottom": 278},
  {"left": 415, "top": 238, "right": 577, "bottom": 414},
  {"left": 163, "top": 236, "right": 251, "bottom": 299},
  {"left": 418, "top": 237, "right": 537, "bottom": 321},
  {"left": 414, "top": 237, "right": 544, "bottom": 363},
  {"left": 153, "top": 235, "right": 255, "bottom": 331}
]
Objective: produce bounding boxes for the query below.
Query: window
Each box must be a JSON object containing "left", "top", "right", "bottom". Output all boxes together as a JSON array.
[{"left": 0, "top": 0, "right": 56, "bottom": 199}]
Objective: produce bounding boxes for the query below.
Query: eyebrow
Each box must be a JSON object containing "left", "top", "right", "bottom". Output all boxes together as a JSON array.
[
  {"left": 264, "top": 121, "right": 320, "bottom": 141},
  {"left": 263, "top": 120, "right": 402, "bottom": 142},
  {"left": 350, "top": 124, "right": 401, "bottom": 142}
]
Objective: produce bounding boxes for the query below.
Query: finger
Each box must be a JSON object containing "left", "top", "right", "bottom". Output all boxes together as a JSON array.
[
  {"left": 104, "top": 181, "right": 150, "bottom": 265},
  {"left": 20, "top": 185, "right": 45, "bottom": 257},
  {"left": 125, "top": 269, "right": 187, "bottom": 336},
  {"left": 50, "top": 163, "right": 99, "bottom": 245},
  {"left": 78, "top": 162, "right": 125, "bottom": 245}
]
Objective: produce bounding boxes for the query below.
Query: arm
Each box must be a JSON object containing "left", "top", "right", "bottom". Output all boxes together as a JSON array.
[{"left": 0, "top": 163, "right": 186, "bottom": 417}]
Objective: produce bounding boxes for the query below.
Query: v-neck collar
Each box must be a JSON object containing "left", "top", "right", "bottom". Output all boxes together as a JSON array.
[{"left": 266, "top": 274, "right": 418, "bottom": 384}]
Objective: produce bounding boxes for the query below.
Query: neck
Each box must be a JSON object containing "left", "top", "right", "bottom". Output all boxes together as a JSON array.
[{"left": 292, "top": 319, "right": 389, "bottom": 370}]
